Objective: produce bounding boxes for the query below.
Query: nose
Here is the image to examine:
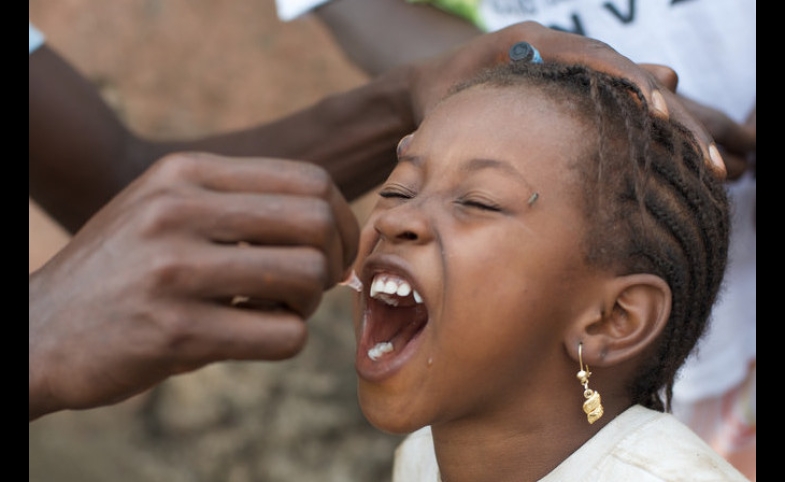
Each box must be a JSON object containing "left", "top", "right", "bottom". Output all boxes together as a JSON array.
[{"left": 373, "top": 201, "right": 434, "bottom": 245}]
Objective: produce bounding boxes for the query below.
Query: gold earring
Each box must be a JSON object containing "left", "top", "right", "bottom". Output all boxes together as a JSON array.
[{"left": 577, "top": 342, "right": 604, "bottom": 424}]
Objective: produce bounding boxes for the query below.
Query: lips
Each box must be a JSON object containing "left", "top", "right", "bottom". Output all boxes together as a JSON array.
[{"left": 356, "top": 266, "right": 429, "bottom": 381}]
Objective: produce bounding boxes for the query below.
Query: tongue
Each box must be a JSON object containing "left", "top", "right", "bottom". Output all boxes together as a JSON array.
[{"left": 368, "top": 301, "right": 428, "bottom": 359}]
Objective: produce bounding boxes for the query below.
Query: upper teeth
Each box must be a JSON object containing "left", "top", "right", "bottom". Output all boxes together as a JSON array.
[{"left": 370, "top": 274, "right": 423, "bottom": 304}]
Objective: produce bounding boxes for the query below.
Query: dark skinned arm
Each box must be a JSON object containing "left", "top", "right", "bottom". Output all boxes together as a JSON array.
[
  {"left": 315, "top": 0, "right": 481, "bottom": 77},
  {"left": 29, "top": 44, "right": 412, "bottom": 234}
]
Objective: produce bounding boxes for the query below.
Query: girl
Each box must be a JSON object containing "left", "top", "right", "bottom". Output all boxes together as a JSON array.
[{"left": 349, "top": 60, "right": 745, "bottom": 481}]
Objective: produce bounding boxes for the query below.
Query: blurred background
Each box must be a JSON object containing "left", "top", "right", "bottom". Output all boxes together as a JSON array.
[{"left": 28, "top": 1, "right": 403, "bottom": 481}]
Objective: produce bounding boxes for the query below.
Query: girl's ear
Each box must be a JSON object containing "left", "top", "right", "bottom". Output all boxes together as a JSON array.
[{"left": 565, "top": 274, "right": 671, "bottom": 367}]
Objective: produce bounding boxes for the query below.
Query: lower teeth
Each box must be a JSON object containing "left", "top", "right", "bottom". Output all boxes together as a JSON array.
[{"left": 368, "top": 341, "right": 394, "bottom": 361}]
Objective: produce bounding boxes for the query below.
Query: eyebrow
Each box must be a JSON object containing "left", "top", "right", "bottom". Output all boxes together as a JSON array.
[
  {"left": 459, "top": 157, "right": 527, "bottom": 182},
  {"left": 398, "top": 155, "right": 525, "bottom": 181}
]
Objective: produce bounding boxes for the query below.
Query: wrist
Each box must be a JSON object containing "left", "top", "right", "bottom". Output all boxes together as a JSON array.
[
  {"left": 29, "top": 271, "right": 59, "bottom": 422},
  {"left": 304, "top": 66, "right": 418, "bottom": 201},
  {"left": 376, "top": 63, "right": 418, "bottom": 135}
]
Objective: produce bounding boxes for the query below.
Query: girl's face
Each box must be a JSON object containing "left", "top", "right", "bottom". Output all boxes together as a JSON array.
[{"left": 353, "top": 85, "right": 603, "bottom": 434}]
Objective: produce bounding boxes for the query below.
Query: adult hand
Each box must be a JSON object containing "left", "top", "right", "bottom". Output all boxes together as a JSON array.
[
  {"left": 639, "top": 64, "right": 755, "bottom": 180},
  {"left": 675, "top": 96, "right": 755, "bottom": 180},
  {"left": 29, "top": 152, "right": 359, "bottom": 421},
  {"left": 408, "top": 20, "right": 729, "bottom": 178}
]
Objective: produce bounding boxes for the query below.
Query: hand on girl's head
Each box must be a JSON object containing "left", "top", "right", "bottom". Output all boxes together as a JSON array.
[{"left": 497, "top": 22, "right": 728, "bottom": 179}]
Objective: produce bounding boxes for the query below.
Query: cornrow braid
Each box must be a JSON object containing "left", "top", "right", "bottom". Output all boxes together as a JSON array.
[{"left": 452, "top": 61, "right": 730, "bottom": 412}]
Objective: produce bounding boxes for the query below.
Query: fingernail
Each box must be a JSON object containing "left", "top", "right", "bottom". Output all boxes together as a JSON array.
[
  {"left": 397, "top": 134, "right": 414, "bottom": 158},
  {"left": 651, "top": 90, "right": 668, "bottom": 118},
  {"left": 708, "top": 144, "right": 727, "bottom": 176}
]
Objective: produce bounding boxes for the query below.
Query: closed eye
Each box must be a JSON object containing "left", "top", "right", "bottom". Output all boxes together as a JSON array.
[
  {"left": 378, "top": 184, "right": 415, "bottom": 200},
  {"left": 379, "top": 191, "right": 410, "bottom": 199},
  {"left": 379, "top": 191, "right": 412, "bottom": 201},
  {"left": 457, "top": 197, "right": 502, "bottom": 212},
  {"left": 379, "top": 183, "right": 416, "bottom": 199}
]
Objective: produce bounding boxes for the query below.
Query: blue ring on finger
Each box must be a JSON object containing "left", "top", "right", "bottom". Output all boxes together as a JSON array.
[{"left": 508, "top": 41, "right": 543, "bottom": 64}]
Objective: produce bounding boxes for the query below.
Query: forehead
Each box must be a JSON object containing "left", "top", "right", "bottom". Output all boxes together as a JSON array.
[
  {"left": 427, "top": 83, "right": 588, "bottom": 140},
  {"left": 410, "top": 84, "right": 592, "bottom": 181}
]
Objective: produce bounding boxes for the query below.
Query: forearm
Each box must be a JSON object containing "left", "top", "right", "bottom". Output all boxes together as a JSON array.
[
  {"left": 155, "top": 66, "right": 417, "bottom": 202},
  {"left": 30, "top": 42, "right": 416, "bottom": 236},
  {"left": 28, "top": 46, "right": 153, "bottom": 233},
  {"left": 315, "top": 0, "right": 481, "bottom": 76},
  {"left": 29, "top": 271, "right": 57, "bottom": 422}
]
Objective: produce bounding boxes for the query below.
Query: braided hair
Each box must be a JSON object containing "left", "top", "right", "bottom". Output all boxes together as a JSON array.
[{"left": 451, "top": 61, "right": 730, "bottom": 412}]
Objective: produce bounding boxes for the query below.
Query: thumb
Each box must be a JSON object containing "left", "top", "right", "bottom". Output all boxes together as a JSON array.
[{"left": 639, "top": 63, "right": 679, "bottom": 92}]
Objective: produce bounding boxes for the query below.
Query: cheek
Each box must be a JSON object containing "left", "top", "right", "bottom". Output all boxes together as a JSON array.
[
  {"left": 435, "top": 280, "right": 567, "bottom": 409},
  {"left": 356, "top": 221, "right": 381, "bottom": 264},
  {"left": 437, "top": 236, "right": 574, "bottom": 359},
  {"left": 439, "top": 245, "right": 533, "bottom": 339},
  {"left": 442, "top": 283, "right": 539, "bottom": 354},
  {"left": 351, "top": 292, "right": 362, "bottom": 341}
]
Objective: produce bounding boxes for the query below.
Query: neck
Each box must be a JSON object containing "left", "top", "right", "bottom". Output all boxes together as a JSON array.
[{"left": 431, "top": 399, "right": 630, "bottom": 482}]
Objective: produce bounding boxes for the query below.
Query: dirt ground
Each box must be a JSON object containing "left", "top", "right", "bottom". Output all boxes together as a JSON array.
[{"left": 29, "top": 1, "right": 402, "bottom": 481}]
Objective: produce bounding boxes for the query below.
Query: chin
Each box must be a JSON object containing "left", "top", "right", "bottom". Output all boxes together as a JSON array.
[{"left": 358, "top": 388, "right": 427, "bottom": 436}]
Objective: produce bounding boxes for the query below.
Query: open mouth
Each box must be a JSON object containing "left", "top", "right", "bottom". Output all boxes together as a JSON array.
[{"left": 362, "top": 272, "right": 429, "bottom": 364}]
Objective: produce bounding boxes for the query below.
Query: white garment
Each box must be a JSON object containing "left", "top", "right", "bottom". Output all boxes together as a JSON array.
[
  {"left": 29, "top": 22, "right": 45, "bottom": 54},
  {"left": 276, "top": 0, "right": 755, "bottom": 121},
  {"left": 275, "top": 0, "right": 331, "bottom": 21},
  {"left": 393, "top": 405, "right": 749, "bottom": 482}
]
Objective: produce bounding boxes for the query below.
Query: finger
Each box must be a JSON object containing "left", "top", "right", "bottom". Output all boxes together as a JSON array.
[
  {"left": 716, "top": 147, "right": 749, "bottom": 181},
  {"left": 326, "top": 183, "right": 361, "bottom": 275},
  {"left": 184, "top": 191, "right": 348, "bottom": 287},
  {"left": 503, "top": 22, "right": 658, "bottom": 98},
  {"left": 150, "top": 152, "right": 360, "bottom": 280},
  {"left": 167, "top": 244, "right": 330, "bottom": 319},
  {"left": 169, "top": 302, "right": 311, "bottom": 363},
  {"left": 500, "top": 22, "right": 724, "bottom": 178},
  {"left": 203, "top": 154, "right": 360, "bottom": 275},
  {"left": 152, "top": 152, "right": 333, "bottom": 195},
  {"left": 677, "top": 95, "right": 757, "bottom": 157},
  {"left": 639, "top": 63, "right": 679, "bottom": 92},
  {"left": 653, "top": 88, "right": 726, "bottom": 179}
]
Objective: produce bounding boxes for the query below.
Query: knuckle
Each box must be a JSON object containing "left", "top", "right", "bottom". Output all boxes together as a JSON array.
[
  {"left": 137, "top": 193, "right": 189, "bottom": 235},
  {"left": 306, "top": 198, "right": 336, "bottom": 246},
  {"left": 146, "top": 249, "right": 194, "bottom": 292},
  {"left": 299, "top": 163, "right": 333, "bottom": 198},
  {"left": 311, "top": 251, "right": 330, "bottom": 277},
  {"left": 286, "top": 249, "right": 328, "bottom": 316},
  {"left": 583, "top": 37, "right": 614, "bottom": 54},
  {"left": 135, "top": 180, "right": 205, "bottom": 237},
  {"left": 152, "top": 152, "right": 203, "bottom": 181},
  {"left": 301, "top": 247, "right": 330, "bottom": 287},
  {"left": 274, "top": 323, "right": 309, "bottom": 359},
  {"left": 154, "top": 305, "right": 195, "bottom": 353}
]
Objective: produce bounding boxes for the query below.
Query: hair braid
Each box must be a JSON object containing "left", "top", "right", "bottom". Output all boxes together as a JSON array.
[{"left": 452, "top": 61, "right": 730, "bottom": 411}]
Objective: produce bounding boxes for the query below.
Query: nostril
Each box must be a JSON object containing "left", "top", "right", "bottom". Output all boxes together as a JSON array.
[{"left": 374, "top": 211, "right": 428, "bottom": 243}]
